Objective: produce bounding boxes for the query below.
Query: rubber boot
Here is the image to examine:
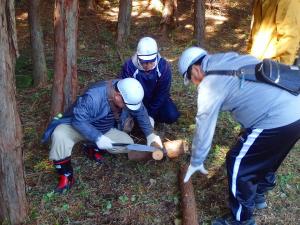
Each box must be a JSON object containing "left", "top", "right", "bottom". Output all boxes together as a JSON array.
[
  {"left": 53, "top": 157, "right": 75, "bottom": 193},
  {"left": 83, "top": 143, "right": 105, "bottom": 163}
]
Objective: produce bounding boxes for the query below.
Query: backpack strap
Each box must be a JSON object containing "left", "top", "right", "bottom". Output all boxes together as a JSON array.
[
  {"left": 206, "top": 70, "right": 240, "bottom": 76},
  {"left": 205, "top": 64, "right": 257, "bottom": 82}
]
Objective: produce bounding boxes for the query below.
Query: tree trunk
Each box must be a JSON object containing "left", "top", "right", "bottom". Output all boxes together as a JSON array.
[
  {"left": 51, "top": 0, "right": 79, "bottom": 118},
  {"left": 28, "top": 0, "right": 48, "bottom": 87},
  {"left": 194, "top": 0, "right": 205, "bottom": 47},
  {"left": 0, "top": 1, "right": 27, "bottom": 224},
  {"left": 117, "top": 0, "right": 132, "bottom": 45},
  {"left": 160, "top": 0, "right": 177, "bottom": 36},
  {"left": 86, "top": 0, "right": 95, "bottom": 11},
  {"left": 179, "top": 165, "right": 199, "bottom": 225}
]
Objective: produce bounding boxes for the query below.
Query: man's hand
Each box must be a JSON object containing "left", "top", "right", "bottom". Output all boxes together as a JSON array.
[
  {"left": 146, "top": 133, "right": 163, "bottom": 148},
  {"left": 96, "top": 135, "right": 114, "bottom": 149},
  {"left": 184, "top": 164, "right": 208, "bottom": 183}
]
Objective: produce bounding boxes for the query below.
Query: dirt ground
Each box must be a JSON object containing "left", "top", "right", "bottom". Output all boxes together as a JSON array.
[{"left": 15, "top": 0, "right": 299, "bottom": 224}]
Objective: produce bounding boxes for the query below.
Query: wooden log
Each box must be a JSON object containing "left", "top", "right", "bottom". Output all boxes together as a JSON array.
[
  {"left": 179, "top": 165, "right": 199, "bottom": 225},
  {"left": 127, "top": 152, "right": 152, "bottom": 161},
  {"left": 127, "top": 142, "right": 164, "bottom": 161},
  {"left": 152, "top": 149, "right": 164, "bottom": 160},
  {"left": 164, "top": 139, "right": 188, "bottom": 158},
  {"left": 127, "top": 139, "right": 188, "bottom": 161}
]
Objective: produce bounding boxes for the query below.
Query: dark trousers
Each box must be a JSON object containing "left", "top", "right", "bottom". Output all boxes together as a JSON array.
[
  {"left": 226, "top": 119, "right": 300, "bottom": 221},
  {"left": 151, "top": 98, "right": 180, "bottom": 124}
]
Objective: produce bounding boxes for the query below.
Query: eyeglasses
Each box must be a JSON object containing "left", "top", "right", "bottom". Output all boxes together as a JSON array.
[{"left": 186, "top": 66, "right": 192, "bottom": 80}]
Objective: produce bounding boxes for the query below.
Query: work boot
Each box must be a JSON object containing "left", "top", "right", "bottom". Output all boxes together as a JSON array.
[
  {"left": 83, "top": 144, "right": 105, "bottom": 163},
  {"left": 53, "top": 157, "right": 75, "bottom": 193},
  {"left": 212, "top": 214, "right": 257, "bottom": 225},
  {"left": 254, "top": 193, "right": 267, "bottom": 209}
]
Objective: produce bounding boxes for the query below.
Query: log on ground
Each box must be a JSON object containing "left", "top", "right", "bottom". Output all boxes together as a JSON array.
[{"left": 179, "top": 165, "right": 199, "bottom": 225}]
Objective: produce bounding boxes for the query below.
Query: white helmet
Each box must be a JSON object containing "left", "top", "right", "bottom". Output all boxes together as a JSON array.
[
  {"left": 178, "top": 46, "right": 207, "bottom": 84},
  {"left": 136, "top": 37, "right": 158, "bottom": 62},
  {"left": 117, "top": 78, "right": 144, "bottom": 111}
]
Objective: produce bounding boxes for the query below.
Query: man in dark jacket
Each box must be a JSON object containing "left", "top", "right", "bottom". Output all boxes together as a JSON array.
[
  {"left": 42, "top": 78, "right": 163, "bottom": 193},
  {"left": 119, "top": 37, "right": 180, "bottom": 127}
]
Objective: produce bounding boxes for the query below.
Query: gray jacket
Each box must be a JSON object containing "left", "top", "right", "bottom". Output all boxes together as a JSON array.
[{"left": 191, "top": 52, "right": 300, "bottom": 166}]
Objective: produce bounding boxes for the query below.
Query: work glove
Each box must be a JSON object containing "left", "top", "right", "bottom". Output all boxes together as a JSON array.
[
  {"left": 184, "top": 164, "right": 208, "bottom": 183},
  {"left": 149, "top": 116, "right": 155, "bottom": 128},
  {"left": 96, "top": 135, "right": 114, "bottom": 150},
  {"left": 146, "top": 133, "right": 163, "bottom": 148}
]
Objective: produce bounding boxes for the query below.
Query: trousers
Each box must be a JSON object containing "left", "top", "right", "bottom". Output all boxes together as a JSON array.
[
  {"left": 226, "top": 119, "right": 300, "bottom": 221},
  {"left": 49, "top": 124, "right": 133, "bottom": 161}
]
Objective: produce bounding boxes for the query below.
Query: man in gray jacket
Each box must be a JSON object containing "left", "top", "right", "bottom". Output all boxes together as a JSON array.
[
  {"left": 178, "top": 47, "right": 300, "bottom": 225},
  {"left": 42, "top": 78, "right": 163, "bottom": 193}
]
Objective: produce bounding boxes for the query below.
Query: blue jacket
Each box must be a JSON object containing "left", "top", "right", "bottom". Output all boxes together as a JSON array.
[
  {"left": 119, "top": 55, "right": 172, "bottom": 118},
  {"left": 42, "top": 80, "right": 153, "bottom": 143}
]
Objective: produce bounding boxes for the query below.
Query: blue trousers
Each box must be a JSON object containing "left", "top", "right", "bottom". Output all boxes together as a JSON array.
[
  {"left": 226, "top": 119, "right": 300, "bottom": 221},
  {"left": 148, "top": 98, "right": 180, "bottom": 124}
]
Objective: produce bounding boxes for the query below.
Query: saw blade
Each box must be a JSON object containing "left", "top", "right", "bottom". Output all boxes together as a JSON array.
[{"left": 113, "top": 143, "right": 158, "bottom": 152}]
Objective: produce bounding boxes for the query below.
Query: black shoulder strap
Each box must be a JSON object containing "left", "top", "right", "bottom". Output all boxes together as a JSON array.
[
  {"left": 205, "top": 70, "right": 240, "bottom": 76},
  {"left": 205, "top": 64, "right": 257, "bottom": 82}
]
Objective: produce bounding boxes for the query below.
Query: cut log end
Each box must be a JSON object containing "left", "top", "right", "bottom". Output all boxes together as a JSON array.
[
  {"left": 152, "top": 150, "right": 164, "bottom": 160},
  {"left": 164, "top": 139, "right": 189, "bottom": 159}
]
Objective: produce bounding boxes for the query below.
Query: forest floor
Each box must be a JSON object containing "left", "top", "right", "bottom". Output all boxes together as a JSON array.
[{"left": 15, "top": 0, "right": 299, "bottom": 224}]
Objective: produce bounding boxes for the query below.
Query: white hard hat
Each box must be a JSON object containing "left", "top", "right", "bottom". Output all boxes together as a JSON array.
[
  {"left": 136, "top": 37, "right": 158, "bottom": 62},
  {"left": 117, "top": 78, "right": 144, "bottom": 111},
  {"left": 178, "top": 46, "right": 207, "bottom": 85}
]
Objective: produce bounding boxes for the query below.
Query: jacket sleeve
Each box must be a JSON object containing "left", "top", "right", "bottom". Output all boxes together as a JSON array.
[
  {"left": 274, "top": 0, "right": 300, "bottom": 64},
  {"left": 148, "top": 60, "right": 172, "bottom": 117},
  {"left": 247, "top": 0, "right": 260, "bottom": 52},
  {"left": 71, "top": 94, "right": 103, "bottom": 142},
  {"left": 128, "top": 104, "right": 153, "bottom": 137},
  {"left": 190, "top": 78, "right": 226, "bottom": 167},
  {"left": 119, "top": 60, "right": 134, "bottom": 79}
]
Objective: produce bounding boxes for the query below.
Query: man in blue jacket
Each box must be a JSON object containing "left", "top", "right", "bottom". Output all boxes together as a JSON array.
[
  {"left": 119, "top": 37, "right": 180, "bottom": 127},
  {"left": 42, "top": 78, "right": 163, "bottom": 193},
  {"left": 178, "top": 47, "right": 300, "bottom": 225}
]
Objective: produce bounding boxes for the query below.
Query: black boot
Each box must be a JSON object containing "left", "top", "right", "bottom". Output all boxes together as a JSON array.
[
  {"left": 53, "top": 157, "right": 75, "bottom": 193},
  {"left": 255, "top": 193, "right": 267, "bottom": 209},
  {"left": 212, "top": 214, "right": 257, "bottom": 225}
]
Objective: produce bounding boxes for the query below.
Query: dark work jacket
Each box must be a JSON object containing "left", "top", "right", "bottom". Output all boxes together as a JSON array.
[{"left": 119, "top": 56, "right": 172, "bottom": 118}]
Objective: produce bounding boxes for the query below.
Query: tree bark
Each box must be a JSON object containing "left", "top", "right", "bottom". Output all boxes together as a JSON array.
[
  {"left": 28, "top": 0, "right": 48, "bottom": 87},
  {"left": 194, "top": 0, "right": 205, "bottom": 47},
  {"left": 86, "top": 0, "right": 95, "bottom": 11},
  {"left": 160, "top": 0, "right": 177, "bottom": 35},
  {"left": 0, "top": 0, "right": 27, "bottom": 224},
  {"left": 179, "top": 165, "right": 199, "bottom": 225},
  {"left": 116, "top": 0, "right": 132, "bottom": 45},
  {"left": 51, "top": 0, "right": 79, "bottom": 118}
]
